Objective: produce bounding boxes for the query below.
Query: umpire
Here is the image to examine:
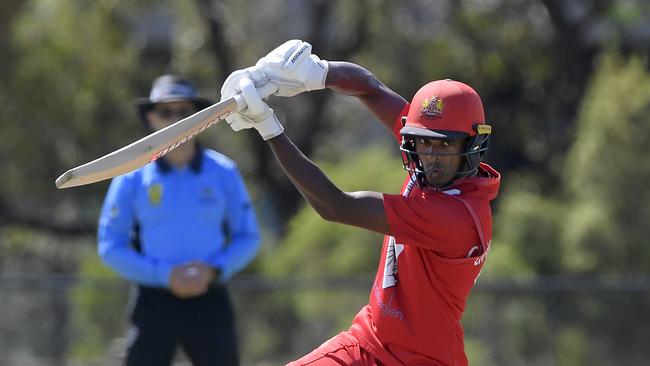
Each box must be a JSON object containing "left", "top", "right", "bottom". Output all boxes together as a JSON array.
[{"left": 97, "top": 75, "right": 260, "bottom": 366}]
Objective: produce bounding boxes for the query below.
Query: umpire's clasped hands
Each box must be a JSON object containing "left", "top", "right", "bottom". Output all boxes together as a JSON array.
[{"left": 220, "top": 39, "right": 329, "bottom": 140}]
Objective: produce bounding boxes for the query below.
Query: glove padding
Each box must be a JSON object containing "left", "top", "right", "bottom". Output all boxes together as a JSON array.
[
  {"left": 256, "top": 39, "right": 328, "bottom": 97},
  {"left": 220, "top": 66, "right": 267, "bottom": 102},
  {"left": 220, "top": 75, "right": 283, "bottom": 140}
]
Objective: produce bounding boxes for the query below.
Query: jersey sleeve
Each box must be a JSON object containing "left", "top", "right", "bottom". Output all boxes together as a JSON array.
[
  {"left": 383, "top": 191, "right": 481, "bottom": 259},
  {"left": 97, "top": 174, "right": 174, "bottom": 287},
  {"left": 210, "top": 164, "right": 260, "bottom": 281},
  {"left": 391, "top": 103, "right": 411, "bottom": 143}
]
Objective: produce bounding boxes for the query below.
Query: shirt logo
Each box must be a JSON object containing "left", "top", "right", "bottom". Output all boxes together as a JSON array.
[
  {"left": 382, "top": 236, "right": 404, "bottom": 289},
  {"left": 147, "top": 184, "right": 163, "bottom": 206},
  {"left": 373, "top": 285, "right": 404, "bottom": 320},
  {"left": 199, "top": 186, "right": 216, "bottom": 203},
  {"left": 473, "top": 241, "right": 491, "bottom": 266},
  {"left": 420, "top": 96, "right": 444, "bottom": 119}
]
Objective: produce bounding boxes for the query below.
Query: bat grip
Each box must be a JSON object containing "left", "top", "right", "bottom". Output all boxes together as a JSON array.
[{"left": 233, "top": 82, "right": 279, "bottom": 112}]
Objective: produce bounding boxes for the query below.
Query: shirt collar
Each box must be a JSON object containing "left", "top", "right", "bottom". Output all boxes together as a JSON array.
[{"left": 155, "top": 143, "right": 203, "bottom": 174}]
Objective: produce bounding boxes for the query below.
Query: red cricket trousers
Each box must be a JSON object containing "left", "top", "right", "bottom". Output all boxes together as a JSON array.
[{"left": 286, "top": 330, "right": 383, "bottom": 366}]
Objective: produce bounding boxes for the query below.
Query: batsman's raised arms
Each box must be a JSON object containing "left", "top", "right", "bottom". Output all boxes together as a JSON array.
[{"left": 55, "top": 83, "right": 278, "bottom": 189}]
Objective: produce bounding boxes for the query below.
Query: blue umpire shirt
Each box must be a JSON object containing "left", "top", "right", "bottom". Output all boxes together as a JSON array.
[{"left": 97, "top": 147, "right": 260, "bottom": 287}]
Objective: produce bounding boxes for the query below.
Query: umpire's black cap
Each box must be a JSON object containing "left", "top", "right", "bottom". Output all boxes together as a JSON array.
[{"left": 136, "top": 75, "right": 213, "bottom": 124}]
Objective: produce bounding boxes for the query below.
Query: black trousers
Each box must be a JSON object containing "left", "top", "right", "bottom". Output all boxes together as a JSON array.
[{"left": 125, "top": 284, "right": 239, "bottom": 366}]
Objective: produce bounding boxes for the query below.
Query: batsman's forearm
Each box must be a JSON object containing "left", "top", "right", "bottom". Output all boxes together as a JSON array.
[
  {"left": 266, "top": 134, "right": 347, "bottom": 221},
  {"left": 325, "top": 62, "right": 407, "bottom": 130},
  {"left": 325, "top": 62, "right": 384, "bottom": 96}
]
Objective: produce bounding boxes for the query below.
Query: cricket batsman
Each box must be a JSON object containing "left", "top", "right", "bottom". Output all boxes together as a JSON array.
[{"left": 221, "top": 40, "right": 501, "bottom": 366}]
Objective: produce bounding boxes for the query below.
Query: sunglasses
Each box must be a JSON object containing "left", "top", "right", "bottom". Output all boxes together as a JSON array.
[{"left": 154, "top": 107, "right": 196, "bottom": 120}]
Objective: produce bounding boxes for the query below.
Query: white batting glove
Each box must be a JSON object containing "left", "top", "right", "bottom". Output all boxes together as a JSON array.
[
  {"left": 256, "top": 39, "right": 328, "bottom": 97},
  {"left": 221, "top": 76, "right": 283, "bottom": 140},
  {"left": 220, "top": 66, "right": 267, "bottom": 103}
]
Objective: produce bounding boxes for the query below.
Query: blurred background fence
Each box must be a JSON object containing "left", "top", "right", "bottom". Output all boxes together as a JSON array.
[{"left": 1, "top": 275, "right": 649, "bottom": 366}]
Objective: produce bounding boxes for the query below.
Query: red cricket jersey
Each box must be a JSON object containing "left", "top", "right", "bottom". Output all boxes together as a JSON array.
[{"left": 349, "top": 107, "right": 501, "bottom": 366}]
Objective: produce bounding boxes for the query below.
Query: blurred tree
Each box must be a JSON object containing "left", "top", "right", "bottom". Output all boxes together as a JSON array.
[
  {"left": 3, "top": 0, "right": 649, "bottom": 238},
  {"left": 0, "top": 228, "right": 89, "bottom": 365},
  {"left": 262, "top": 146, "right": 403, "bottom": 278},
  {"left": 195, "top": 0, "right": 372, "bottom": 234},
  {"left": 69, "top": 254, "right": 129, "bottom": 361},
  {"left": 479, "top": 51, "right": 650, "bottom": 365},
  {"left": 484, "top": 51, "right": 650, "bottom": 277},
  {"left": 563, "top": 52, "right": 650, "bottom": 274},
  {"left": 0, "top": 0, "right": 140, "bottom": 363},
  {"left": 0, "top": 0, "right": 140, "bottom": 234}
]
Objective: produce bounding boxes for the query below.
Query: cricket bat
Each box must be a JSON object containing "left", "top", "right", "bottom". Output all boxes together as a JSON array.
[{"left": 55, "top": 83, "right": 277, "bottom": 189}]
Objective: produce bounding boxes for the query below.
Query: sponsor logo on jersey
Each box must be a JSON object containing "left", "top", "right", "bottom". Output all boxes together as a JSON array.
[
  {"left": 373, "top": 285, "right": 404, "bottom": 320},
  {"left": 466, "top": 245, "right": 480, "bottom": 258},
  {"left": 382, "top": 236, "right": 404, "bottom": 289},
  {"left": 420, "top": 96, "right": 444, "bottom": 119},
  {"left": 473, "top": 241, "right": 491, "bottom": 266},
  {"left": 147, "top": 183, "right": 163, "bottom": 206},
  {"left": 199, "top": 186, "right": 216, "bottom": 203}
]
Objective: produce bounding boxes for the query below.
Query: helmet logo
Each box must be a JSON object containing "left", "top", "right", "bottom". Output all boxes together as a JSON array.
[{"left": 420, "top": 96, "right": 444, "bottom": 119}]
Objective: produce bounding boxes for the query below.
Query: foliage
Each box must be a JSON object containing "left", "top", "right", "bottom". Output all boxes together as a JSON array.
[
  {"left": 563, "top": 53, "right": 650, "bottom": 274},
  {"left": 0, "top": 226, "right": 92, "bottom": 363},
  {"left": 472, "top": 51, "right": 650, "bottom": 365},
  {"left": 1, "top": 0, "right": 140, "bottom": 228},
  {"left": 262, "top": 146, "right": 404, "bottom": 278},
  {"left": 487, "top": 52, "right": 650, "bottom": 277},
  {"left": 2, "top": 0, "right": 650, "bottom": 364},
  {"left": 487, "top": 186, "right": 566, "bottom": 277},
  {"left": 69, "top": 254, "right": 129, "bottom": 360},
  {"left": 247, "top": 146, "right": 404, "bottom": 358}
]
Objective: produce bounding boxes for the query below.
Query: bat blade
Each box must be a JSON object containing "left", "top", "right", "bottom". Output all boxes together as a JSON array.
[
  {"left": 55, "top": 82, "right": 277, "bottom": 189},
  {"left": 55, "top": 97, "right": 238, "bottom": 189}
]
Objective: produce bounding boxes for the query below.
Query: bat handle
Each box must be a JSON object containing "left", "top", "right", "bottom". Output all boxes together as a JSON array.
[{"left": 233, "top": 82, "right": 279, "bottom": 111}]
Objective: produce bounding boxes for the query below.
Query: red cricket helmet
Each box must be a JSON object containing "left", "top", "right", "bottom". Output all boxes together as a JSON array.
[{"left": 399, "top": 79, "right": 492, "bottom": 187}]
